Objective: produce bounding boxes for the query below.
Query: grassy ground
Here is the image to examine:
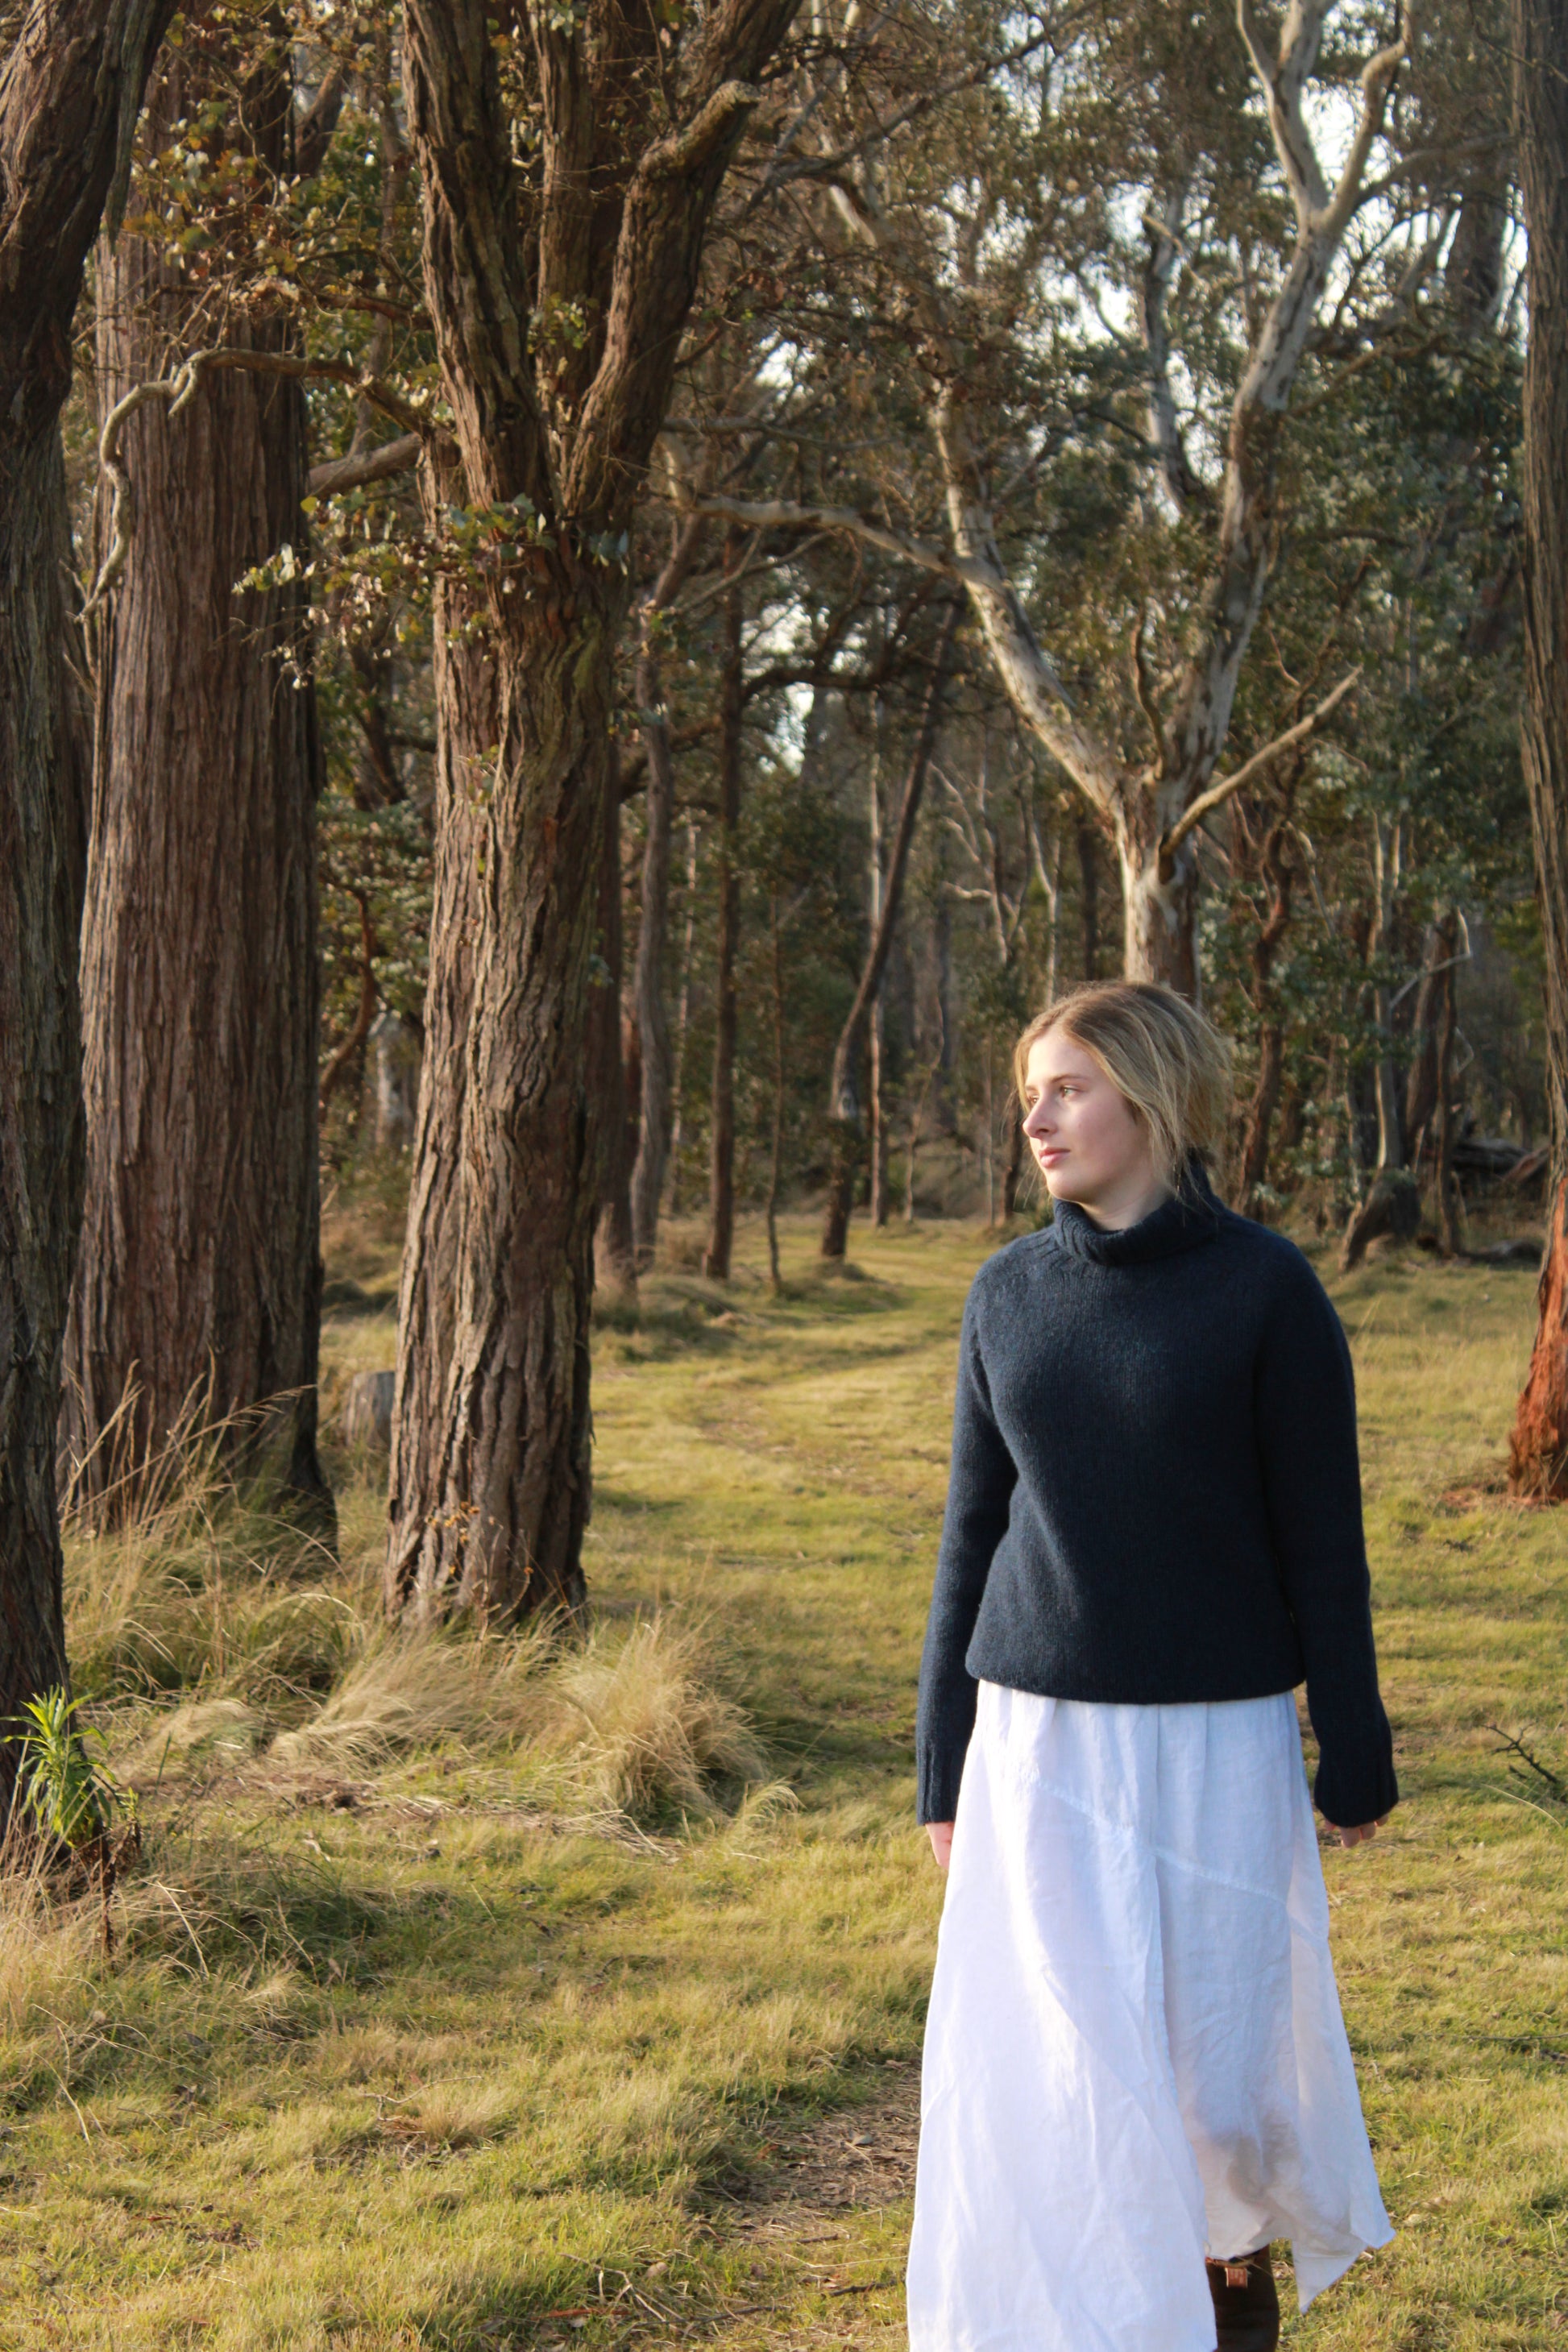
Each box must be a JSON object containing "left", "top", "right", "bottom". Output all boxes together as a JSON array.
[{"left": 1, "top": 1207, "right": 1564, "bottom": 2350}]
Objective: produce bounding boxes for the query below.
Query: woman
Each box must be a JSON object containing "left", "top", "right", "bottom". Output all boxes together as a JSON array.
[{"left": 908, "top": 982, "right": 1396, "bottom": 2352}]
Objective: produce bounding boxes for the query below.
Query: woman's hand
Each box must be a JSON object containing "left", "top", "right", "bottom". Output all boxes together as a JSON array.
[
  {"left": 927, "top": 1822, "right": 955, "bottom": 1870},
  {"left": 1337, "top": 1815, "right": 1390, "bottom": 1848}
]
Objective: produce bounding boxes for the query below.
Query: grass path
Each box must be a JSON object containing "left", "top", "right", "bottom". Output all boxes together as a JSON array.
[{"left": 1, "top": 1216, "right": 1565, "bottom": 2348}]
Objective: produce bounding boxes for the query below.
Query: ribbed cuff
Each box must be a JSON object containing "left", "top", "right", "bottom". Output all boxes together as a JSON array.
[
  {"left": 916, "top": 1744, "right": 967, "bottom": 1827},
  {"left": 1312, "top": 1722, "right": 1400, "bottom": 1830}
]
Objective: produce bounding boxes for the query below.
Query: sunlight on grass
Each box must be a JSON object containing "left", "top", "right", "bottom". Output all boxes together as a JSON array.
[{"left": 0, "top": 1213, "right": 1562, "bottom": 2349}]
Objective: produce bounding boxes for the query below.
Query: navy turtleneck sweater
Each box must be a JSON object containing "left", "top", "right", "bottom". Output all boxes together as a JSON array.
[{"left": 915, "top": 1164, "right": 1398, "bottom": 1831}]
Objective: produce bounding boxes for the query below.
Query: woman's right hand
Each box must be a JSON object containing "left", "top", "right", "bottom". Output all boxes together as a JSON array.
[{"left": 927, "top": 1822, "right": 955, "bottom": 1870}]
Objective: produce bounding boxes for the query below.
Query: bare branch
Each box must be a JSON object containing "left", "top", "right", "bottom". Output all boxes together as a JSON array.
[
  {"left": 1138, "top": 184, "right": 1210, "bottom": 516},
  {"left": 1322, "top": 5, "right": 1415, "bottom": 243},
  {"left": 682, "top": 489, "right": 993, "bottom": 591},
  {"left": 931, "top": 386, "right": 1126, "bottom": 821},
  {"left": 1161, "top": 670, "right": 1361, "bottom": 858},
  {"left": 309, "top": 433, "right": 423, "bottom": 496},
  {"left": 83, "top": 350, "right": 433, "bottom": 617},
  {"left": 297, "top": 64, "right": 347, "bottom": 181},
  {"left": 1237, "top": 0, "right": 1331, "bottom": 226},
  {"left": 641, "top": 80, "right": 760, "bottom": 177}
]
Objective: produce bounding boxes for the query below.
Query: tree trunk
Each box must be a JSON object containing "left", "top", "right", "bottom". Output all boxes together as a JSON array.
[
  {"left": 666, "top": 816, "right": 699, "bottom": 1217},
  {"left": 1404, "top": 910, "right": 1462, "bottom": 1184},
  {"left": 1001, "top": 1105, "right": 1026, "bottom": 1218},
  {"left": 386, "top": 521, "right": 492, "bottom": 1614},
  {"left": 1118, "top": 798, "right": 1201, "bottom": 995},
  {"left": 0, "top": 0, "right": 174, "bottom": 1797},
  {"left": 869, "top": 1001, "right": 890, "bottom": 1225},
  {"left": 631, "top": 666, "right": 676, "bottom": 1267},
  {"left": 1510, "top": 0, "right": 1568, "bottom": 1497},
  {"left": 820, "top": 600, "right": 959, "bottom": 1257},
  {"left": 591, "top": 745, "right": 637, "bottom": 1297},
  {"left": 386, "top": 0, "right": 800, "bottom": 1616},
  {"left": 1232, "top": 814, "right": 1296, "bottom": 1216},
  {"left": 868, "top": 699, "right": 889, "bottom": 1226},
  {"left": 1076, "top": 819, "right": 1101, "bottom": 981},
  {"left": 0, "top": 419, "right": 82, "bottom": 1775},
  {"left": 1434, "top": 942, "right": 1463, "bottom": 1259},
  {"left": 629, "top": 516, "right": 704, "bottom": 1268},
  {"left": 64, "top": 46, "right": 330, "bottom": 1524},
  {"left": 1341, "top": 817, "right": 1418, "bottom": 1268},
  {"left": 1235, "top": 1023, "right": 1285, "bottom": 1210},
  {"left": 703, "top": 542, "right": 744, "bottom": 1281},
  {"left": 765, "top": 893, "right": 786, "bottom": 1294},
  {"left": 387, "top": 581, "right": 620, "bottom": 1620}
]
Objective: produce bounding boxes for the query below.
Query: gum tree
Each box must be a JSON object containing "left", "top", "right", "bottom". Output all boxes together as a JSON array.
[{"left": 701, "top": 0, "right": 1415, "bottom": 998}]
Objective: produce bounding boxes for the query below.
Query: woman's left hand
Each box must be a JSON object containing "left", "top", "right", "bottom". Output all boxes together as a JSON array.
[{"left": 1337, "top": 1816, "right": 1389, "bottom": 1848}]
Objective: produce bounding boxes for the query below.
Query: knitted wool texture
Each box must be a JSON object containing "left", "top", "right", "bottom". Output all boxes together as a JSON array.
[{"left": 916, "top": 1164, "right": 1399, "bottom": 1831}]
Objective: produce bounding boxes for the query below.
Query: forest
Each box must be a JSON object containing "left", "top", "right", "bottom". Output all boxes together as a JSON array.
[{"left": 1, "top": 0, "right": 1567, "bottom": 2345}]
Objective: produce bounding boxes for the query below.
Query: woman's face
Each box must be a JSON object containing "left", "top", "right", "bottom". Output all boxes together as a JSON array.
[{"left": 1020, "top": 1028, "right": 1159, "bottom": 1212}]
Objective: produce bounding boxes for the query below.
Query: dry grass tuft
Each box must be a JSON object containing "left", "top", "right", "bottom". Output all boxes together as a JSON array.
[
  {"left": 268, "top": 1613, "right": 769, "bottom": 1824},
  {"left": 551, "top": 1616, "right": 768, "bottom": 1818},
  {"left": 268, "top": 1626, "right": 554, "bottom": 1770},
  {"left": 121, "top": 1696, "right": 265, "bottom": 1779},
  {"left": 0, "top": 1856, "right": 98, "bottom": 2051}
]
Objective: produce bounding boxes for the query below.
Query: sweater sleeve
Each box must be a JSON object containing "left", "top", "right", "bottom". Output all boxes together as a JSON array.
[
  {"left": 915, "top": 1285, "right": 1018, "bottom": 1823},
  {"left": 1255, "top": 1255, "right": 1399, "bottom": 1829}
]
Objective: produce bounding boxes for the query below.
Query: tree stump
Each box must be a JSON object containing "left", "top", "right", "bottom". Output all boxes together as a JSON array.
[{"left": 342, "top": 1371, "right": 395, "bottom": 1451}]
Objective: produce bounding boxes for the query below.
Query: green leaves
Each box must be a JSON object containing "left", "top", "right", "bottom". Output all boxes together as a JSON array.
[{"left": 6, "top": 1689, "right": 126, "bottom": 1853}]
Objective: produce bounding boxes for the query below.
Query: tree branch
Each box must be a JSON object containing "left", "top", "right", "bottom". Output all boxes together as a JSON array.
[
  {"left": 318, "top": 891, "right": 379, "bottom": 1110},
  {"left": 1161, "top": 669, "right": 1360, "bottom": 859},
  {"left": 83, "top": 350, "right": 433, "bottom": 616},
  {"left": 1321, "top": 4, "right": 1415, "bottom": 243},
  {"left": 641, "top": 79, "right": 760, "bottom": 177},
  {"left": 682, "top": 488, "right": 996, "bottom": 591},
  {"left": 1139, "top": 183, "right": 1210, "bottom": 516},
  {"left": 1130, "top": 608, "right": 1168, "bottom": 768},
  {"left": 828, "top": 600, "right": 962, "bottom": 1120},
  {"left": 309, "top": 433, "right": 424, "bottom": 497}
]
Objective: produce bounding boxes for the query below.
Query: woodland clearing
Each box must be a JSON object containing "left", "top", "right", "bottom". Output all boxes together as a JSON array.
[{"left": 0, "top": 1205, "right": 1562, "bottom": 2350}]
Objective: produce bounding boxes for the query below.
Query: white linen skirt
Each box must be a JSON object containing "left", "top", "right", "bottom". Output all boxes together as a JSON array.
[{"left": 906, "top": 1682, "right": 1392, "bottom": 2352}]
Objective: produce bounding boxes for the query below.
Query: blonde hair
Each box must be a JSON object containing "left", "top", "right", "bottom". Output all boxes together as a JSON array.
[{"left": 1013, "top": 982, "right": 1234, "bottom": 1191}]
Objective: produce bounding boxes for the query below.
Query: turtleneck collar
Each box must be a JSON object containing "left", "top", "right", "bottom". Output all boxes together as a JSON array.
[{"left": 1047, "top": 1155, "right": 1222, "bottom": 1267}]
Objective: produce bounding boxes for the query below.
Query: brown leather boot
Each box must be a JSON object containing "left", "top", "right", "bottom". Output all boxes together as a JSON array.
[{"left": 1205, "top": 2246, "right": 1280, "bottom": 2352}]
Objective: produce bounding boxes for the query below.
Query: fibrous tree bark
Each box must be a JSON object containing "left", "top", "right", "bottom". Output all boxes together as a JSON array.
[
  {"left": 1508, "top": 0, "right": 1568, "bottom": 1497},
  {"left": 0, "top": 0, "right": 172, "bottom": 1797},
  {"left": 64, "top": 34, "right": 333, "bottom": 1522},
  {"left": 386, "top": 0, "right": 802, "bottom": 1623}
]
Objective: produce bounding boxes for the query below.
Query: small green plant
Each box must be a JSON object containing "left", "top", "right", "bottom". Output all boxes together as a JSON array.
[
  {"left": 6, "top": 1689, "right": 134, "bottom": 1952},
  {"left": 8, "top": 1688, "right": 114, "bottom": 1851}
]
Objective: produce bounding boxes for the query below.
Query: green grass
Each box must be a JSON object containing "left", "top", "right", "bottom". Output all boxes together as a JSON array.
[{"left": 0, "top": 1213, "right": 1563, "bottom": 2349}]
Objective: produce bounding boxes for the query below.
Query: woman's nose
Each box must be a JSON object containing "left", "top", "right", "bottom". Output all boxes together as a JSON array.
[{"left": 1023, "top": 1100, "right": 1052, "bottom": 1138}]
